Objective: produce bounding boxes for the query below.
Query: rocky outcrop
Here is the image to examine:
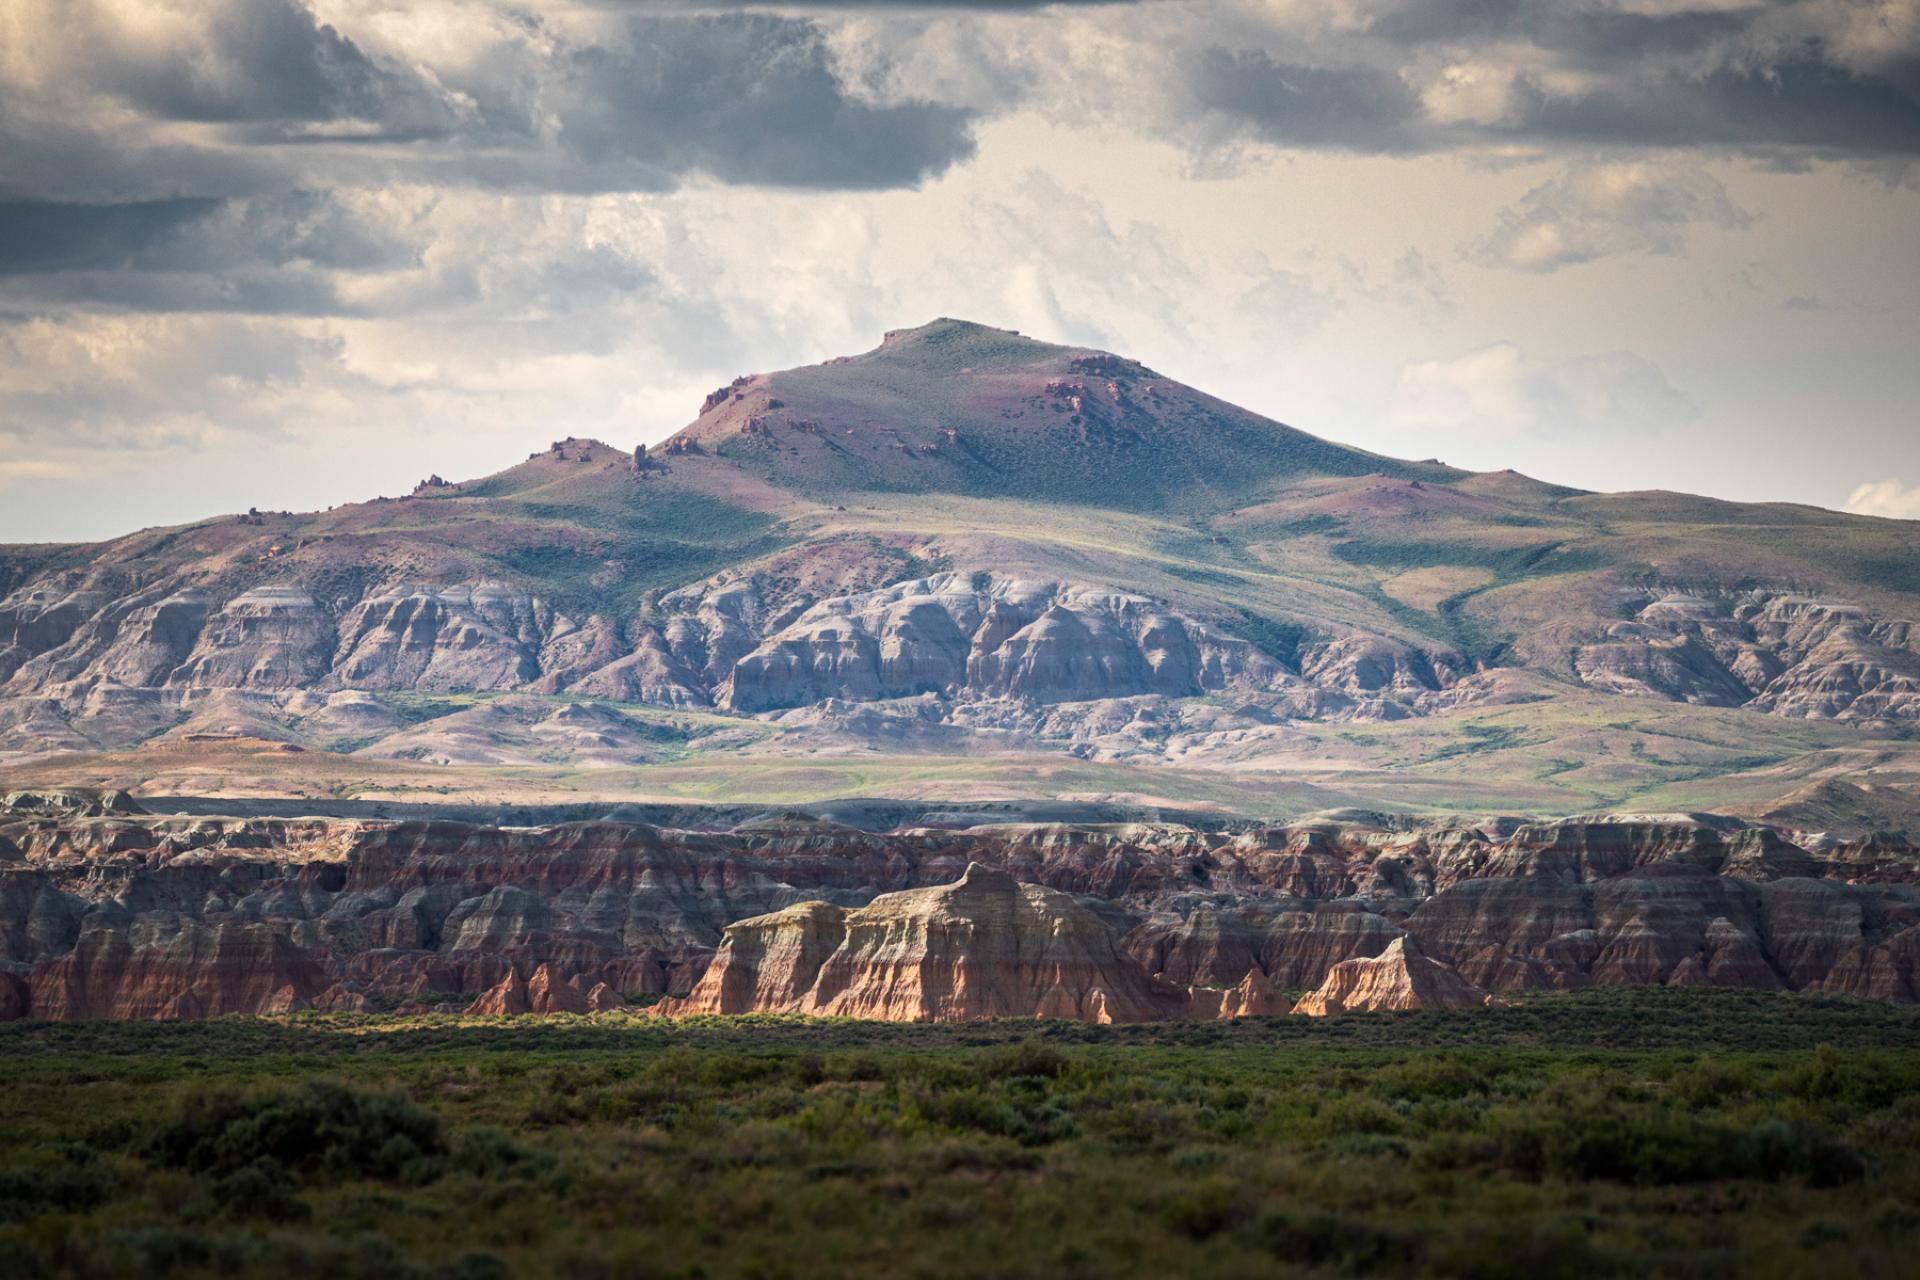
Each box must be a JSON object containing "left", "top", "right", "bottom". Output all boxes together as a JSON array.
[
  {"left": 560, "top": 626, "right": 711, "bottom": 707},
  {"left": 466, "top": 962, "right": 592, "bottom": 1015},
  {"left": 168, "top": 587, "right": 335, "bottom": 691},
  {"left": 657, "top": 864, "right": 1186, "bottom": 1023},
  {"left": 0, "top": 561, "right": 1471, "bottom": 760},
  {"left": 326, "top": 584, "right": 559, "bottom": 693},
  {"left": 1, "top": 788, "right": 145, "bottom": 819},
  {"left": 1576, "top": 592, "right": 1920, "bottom": 725},
  {"left": 8, "top": 571, "right": 1919, "bottom": 765},
  {"left": 1188, "top": 968, "right": 1292, "bottom": 1019},
  {"left": 0, "top": 971, "right": 28, "bottom": 1020},
  {"left": 1291, "top": 936, "right": 1490, "bottom": 1015},
  {"left": 721, "top": 575, "right": 1290, "bottom": 712},
  {"left": 26, "top": 924, "right": 327, "bottom": 1020},
  {"left": 0, "top": 806, "right": 1916, "bottom": 1021}
]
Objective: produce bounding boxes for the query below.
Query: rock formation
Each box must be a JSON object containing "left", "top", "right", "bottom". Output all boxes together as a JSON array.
[
  {"left": 0, "top": 800, "right": 1916, "bottom": 1021},
  {"left": 656, "top": 864, "right": 1186, "bottom": 1023},
  {"left": 1187, "top": 969, "right": 1293, "bottom": 1019},
  {"left": 28, "top": 924, "right": 327, "bottom": 1021},
  {"left": 466, "top": 962, "right": 592, "bottom": 1016},
  {"left": 1292, "top": 935, "right": 1490, "bottom": 1015}
]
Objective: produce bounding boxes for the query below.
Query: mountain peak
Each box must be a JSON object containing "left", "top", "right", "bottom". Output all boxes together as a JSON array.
[
  {"left": 877, "top": 317, "right": 1041, "bottom": 352},
  {"left": 659, "top": 320, "right": 1415, "bottom": 509},
  {"left": 882, "top": 316, "right": 1022, "bottom": 341}
]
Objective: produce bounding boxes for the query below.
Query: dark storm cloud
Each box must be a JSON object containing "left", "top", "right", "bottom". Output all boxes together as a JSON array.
[
  {"left": 1365, "top": 0, "right": 1757, "bottom": 57},
  {"left": 550, "top": 15, "right": 975, "bottom": 188},
  {"left": 1172, "top": 1, "right": 1920, "bottom": 158},
  {"left": 1187, "top": 52, "right": 1426, "bottom": 152},
  {"left": 85, "top": 0, "right": 458, "bottom": 136},
  {"left": 0, "top": 2, "right": 978, "bottom": 203},
  {"left": 0, "top": 200, "right": 222, "bottom": 276},
  {"left": 0, "top": 193, "right": 422, "bottom": 315},
  {"left": 1520, "top": 57, "right": 1920, "bottom": 157}
]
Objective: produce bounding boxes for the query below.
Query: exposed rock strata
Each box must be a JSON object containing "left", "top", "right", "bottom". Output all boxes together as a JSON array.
[
  {"left": 28, "top": 924, "right": 326, "bottom": 1020},
  {"left": 8, "top": 565, "right": 1920, "bottom": 765},
  {"left": 0, "top": 569, "right": 1477, "bottom": 759},
  {"left": 466, "top": 962, "right": 599, "bottom": 1016},
  {"left": 1291, "top": 936, "right": 1490, "bottom": 1015},
  {"left": 4, "top": 320, "right": 1920, "bottom": 771},
  {"left": 721, "top": 576, "right": 1297, "bottom": 711},
  {"left": 1575, "top": 592, "right": 1920, "bottom": 725},
  {"left": 656, "top": 864, "right": 1186, "bottom": 1023},
  {"left": 0, "top": 800, "right": 1916, "bottom": 1021}
]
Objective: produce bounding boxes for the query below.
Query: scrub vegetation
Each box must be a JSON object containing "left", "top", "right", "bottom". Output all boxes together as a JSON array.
[{"left": 3, "top": 988, "right": 1918, "bottom": 1279}]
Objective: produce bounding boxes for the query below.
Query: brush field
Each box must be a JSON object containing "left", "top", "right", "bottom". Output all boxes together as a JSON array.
[{"left": 4, "top": 989, "right": 1919, "bottom": 1279}]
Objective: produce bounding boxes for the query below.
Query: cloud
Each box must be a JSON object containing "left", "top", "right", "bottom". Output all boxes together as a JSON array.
[
  {"left": 0, "top": 192, "right": 427, "bottom": 314},
  {"left": 1472, "top": 162, "right": 1753, "bottom": 271},
  {"left": 0, "top": 199, "right": 224, "bottom": 275},
  {"left": 32, "top": 0, "right": 455, "bottom": 133},
  {"left": 650, "top": 1, "right": 1136, "bottom": 6},
  {"left": 1181, "top": 51, "right": 1425, "bottom": 153},
  {"left": 0, "top": 313, "right": 355, "bottom": 452},
  {"left": 548, "top": 15, "right": 975, "bottom": 189},
  {"left": 0, "top": 2, "right": 980, "bottom": 203},
  {"left": 1150, "top": 0, "right": 1920, "bottom": 159},
  {"left": 1517, "top": 55, "right": 1920, "bottom": 157},
  {"left": 0, "top": 459, "right": 77, "bottom": 489},
  {"left": 1387, "top": 341, "right": 1697, "bottom": 434},
  {"left": 1844, "top": 479, "right": 1920, "bottom": 520}
]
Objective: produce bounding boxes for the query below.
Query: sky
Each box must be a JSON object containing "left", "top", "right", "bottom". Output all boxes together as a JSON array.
[{"left": 1, "top": 0, "right": 1918, "bottom": 542}]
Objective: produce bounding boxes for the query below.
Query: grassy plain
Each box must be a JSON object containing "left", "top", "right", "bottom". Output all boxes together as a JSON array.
[
  {"left": 2, "top": 989, "right": 1917, "bottom": 1279},
  {"left": 9, "top": 685, "right": 1918, "bottom": 829}
]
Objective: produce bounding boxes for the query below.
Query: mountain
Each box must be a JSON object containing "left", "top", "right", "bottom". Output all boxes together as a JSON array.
[
  {"left": 3, "top": 318, "right": 1919, "bottom": 824},
  {"left": 664, "top": 317, "right": 1437, "bottom": 507}
]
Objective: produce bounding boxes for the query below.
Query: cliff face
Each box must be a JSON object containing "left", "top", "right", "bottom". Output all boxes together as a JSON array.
[
  {"left": 0, "top": 569, "right": 1476, "bottom": 757},
  {"left": 29, "top": 924, "right": 327, "bottom": 1020},
  {"left": 657, "top": 864, "right": 1185, "bottom": 1023},
  {"left": 720, "top": 576, "right": 1296, "bottom": 712},
  {"left": 1, "top": 796, "right": 1918, "bottom": 1021},
  {"left": 1291, "top": 936, "right": 1490, "bottom": 1015}
]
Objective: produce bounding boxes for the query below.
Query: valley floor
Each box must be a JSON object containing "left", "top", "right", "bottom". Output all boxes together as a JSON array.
[{"left": 3, "top": 989, "right": 1918, "bottom": 1279}]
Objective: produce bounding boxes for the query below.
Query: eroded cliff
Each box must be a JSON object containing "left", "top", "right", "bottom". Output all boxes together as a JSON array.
[
  {"left": 2, "top": 791, "right": 1918, "bottom": 1021},
  {"left": 656, "top": 863, "right": 1188, "bottom": 1022}
]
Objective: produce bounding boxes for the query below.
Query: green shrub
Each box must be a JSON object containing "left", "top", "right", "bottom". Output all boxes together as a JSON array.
[
  {"left": 146, "top": 1079, "right": 446, "bottom": 1183},
  {"left": 1732, "top": 1120, "right": 1865, "bottom": 1187},
  {"left": 1162, "top": 1176, "right": 1242, "bottom": 1240},
  {"left": 982, "top": 1039, "right": 1069, "bottom": 1081},
  {"left": 1256, "top": 1208, "right": 1422, "bottom": 1272},
  {"left": 212, "top": 1157, "right": 310, "bottom": 1222},
  {"left": 0, "top": 1164, "right": 121, "bottom": 1222}
]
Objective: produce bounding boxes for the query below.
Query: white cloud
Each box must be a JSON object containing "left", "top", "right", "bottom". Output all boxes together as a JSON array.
[
  {"left": 0, "top": 459, "right": 77, "bottom": 489},
  {"left": 1387, "top": 341, "right": 1697, "bottom": 434},
  {"left": 1472, "top": 163, "right": 1753, "bottom": 272},
  {"left": 1844, "top": 479, "right": 1920, "bottom": 520}
]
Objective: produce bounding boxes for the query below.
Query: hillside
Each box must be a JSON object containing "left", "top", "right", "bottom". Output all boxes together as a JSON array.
[
  {"left": 2, "top": 319, "right": 1918, "bottom": 826},
  {"left": 664, "top": 317, "right": 1445, "bottom": 506}
]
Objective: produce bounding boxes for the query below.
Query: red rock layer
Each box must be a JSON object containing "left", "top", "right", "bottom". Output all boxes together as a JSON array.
[
  {"left": 0, "top": 806, "right": 1916, "bottom": 1020},
  {"left": 657, "top": 864, "right": 1188, "bottom": 1023},
  {"left": 28, "top": 924, "right": 326, "bottom": 1020},
  {"left": 1292, "top": 936, "right": 1490, "bottom": 1015}
]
